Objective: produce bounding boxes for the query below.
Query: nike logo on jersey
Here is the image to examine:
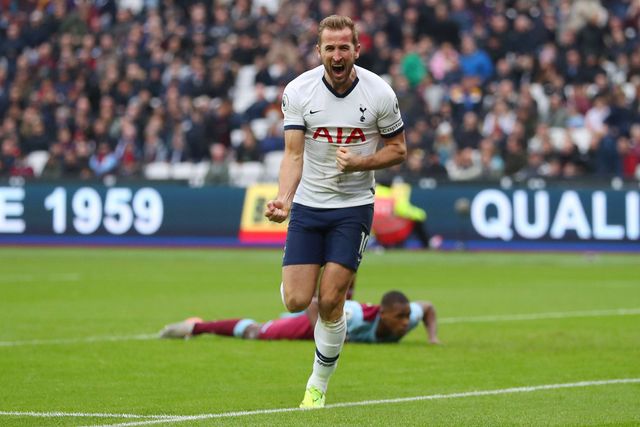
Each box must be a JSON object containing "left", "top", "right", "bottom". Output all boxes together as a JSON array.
[{"left": 309, "top": 109, "right": 321, "bottom": 115}]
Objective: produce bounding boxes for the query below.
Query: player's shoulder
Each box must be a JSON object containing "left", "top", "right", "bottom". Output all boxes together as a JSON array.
[
  {"left": 344, "top": 299, "right": 363, "bottom": 314},
  {"left": 284, "top": 66, "right": 323, "bottom": 94},
  {"left": 344, "top": 299, "right": 364, "bottom": 322},
  {"left": 361, "top": 303, "right": 381, "bottom": 322},
  {"left": 409, "top": 301, "right": 425, "bottom": 320},
  {"left": 355, "top": 65, "right": 395, "bottom": 94}
]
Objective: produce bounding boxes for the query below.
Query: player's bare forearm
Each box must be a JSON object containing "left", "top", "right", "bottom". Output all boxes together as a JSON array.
[
  {"left": 265, "top": 129, "right": 304, "bottom": 223},
  {"left": 418, "top": 301, "right": 440, "bottom": 344},
  {"left": 276, "top": 151, "right": 302, "bottom": 204},
  {"left": 336, "top": 132, "right": 406, "bottom": 172}
]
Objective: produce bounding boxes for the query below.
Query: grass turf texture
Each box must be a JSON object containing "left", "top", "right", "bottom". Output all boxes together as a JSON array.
[{"left": 0, "top": 247, "right": 639, "bottom": 426}]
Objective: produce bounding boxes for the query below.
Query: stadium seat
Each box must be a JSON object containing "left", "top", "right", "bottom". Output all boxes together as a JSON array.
[
  {"left": 231, "top": 129, "right": 245, "bottom": 147},
  {"left": 570, "top": 128, "right": 593, "bottom": 154},
  {"left": 622, "top": 82, "right": 636, "bottom": 101},
  {"left": 233, "top": 65, "right": 257, "bottom": 113},
  {"left": 171, "top": 162, "right": 195, "bottom": 180},
  {"left": 229, "top": 161, "right": 264, "bottom": 187},
  {"left": 250, "top": 118, "right": 271, "bottom": 141},
  {"left": 549, "top": 127, "right": 569, "bottom": 151},
  {"left": 263, "top": 85, "right": 279, "bottom": 102},
  {"left": 144, "top": 162, "right": 171, "bottom": 180},
  {"left": 529, "top": 83, "right": 549, "bottom": 118},
  {"left": 25, "top": 150, "right": 50, "bottom": 177},
  {"left": 190, "top": 161, "right": 211, "bottom": 186},
  {"left": 263, "top": 150, "right": 284, "bottom": 182},
  {"left": 423, "top": 84, "right": 445, "bottom": 113}
]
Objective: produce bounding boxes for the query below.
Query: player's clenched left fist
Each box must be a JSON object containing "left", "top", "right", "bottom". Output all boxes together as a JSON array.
[{"left": 336, "top": 147, "right": 360, "bottom": 172}]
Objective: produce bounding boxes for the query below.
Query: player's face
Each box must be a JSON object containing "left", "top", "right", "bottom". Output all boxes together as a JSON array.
[
  {"left": 317, "top": 27, "right": 360, "bottom": 92},
  {"left": 380, "top": 302, "right": 411, "bottom": 338}
]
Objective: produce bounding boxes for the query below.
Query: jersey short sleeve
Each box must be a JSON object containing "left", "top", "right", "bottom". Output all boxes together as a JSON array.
[
  {"left": 408, "top": 302, "right": 424, "bottom": 330},
  {"left": 376, "top": 85, "right": 404, "bottom": 138},
  {"left": 281, "top": 84, "right": 305, "bottom": 130}
]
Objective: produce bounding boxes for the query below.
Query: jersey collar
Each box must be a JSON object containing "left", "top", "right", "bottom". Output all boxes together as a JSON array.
[{"left": 322, "top": 75, "right": 359, "bottom": 98}]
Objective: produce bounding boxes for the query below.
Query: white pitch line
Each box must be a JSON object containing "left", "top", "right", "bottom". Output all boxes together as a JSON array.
[
  {"left": 0, "top": 334, "right": 157, "bottom": 347},
  {"left": 0, "top": 411, "right": 175, "bottom": 419},
  {"left": 440, "top": 307, "right": 640, "bottom": 324},
  {"left": 82, "top": 378, "right": 640, "bottom": 427},
  {"left": 1, "top": 308, "right": 639, "bottom": 348}
]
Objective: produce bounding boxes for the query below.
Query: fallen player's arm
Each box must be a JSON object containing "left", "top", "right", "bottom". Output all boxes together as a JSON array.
[{"left": 416, "top": 301, "right": 439, "bottom": 344}]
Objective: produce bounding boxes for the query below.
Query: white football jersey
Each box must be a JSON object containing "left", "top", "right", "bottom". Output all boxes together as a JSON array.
[{"left": 281, "top": 65, "right": 404, "bottom": 208}]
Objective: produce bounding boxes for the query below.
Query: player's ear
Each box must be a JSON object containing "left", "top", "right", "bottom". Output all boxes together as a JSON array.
[
  {"left": 354, "top": 43, "right": 361, "bottom": 60},
  {"left": 316, "top": 44, "right": 321, "bottom": 58}
]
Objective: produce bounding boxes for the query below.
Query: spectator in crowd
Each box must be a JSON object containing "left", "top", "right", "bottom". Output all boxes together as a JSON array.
[
  {"left": 479, "top": 138, "right": 504, "bottom": 179},
  {"left": 424, "top": 150, "right": 449, "bottom": 179},
  {"left": 446, "top": 147, "right": 482, "bottom": 181},
  {"left": 459, "top": 34, "right": 493, "bottom": 83},
  {"left": 0, "top": 135, "right": 19, "bottom": 176},
  {"left": 233, "top": 124, "right": 262, "bottom": 163},
  {"left": 89, "top": 142, "right": 118, "bottom": 177},
  {"left": 0, "top": 0, "right": 639, "bottom": 184},
  {"left": 401, "top": 149, "right": 428, "bottom": 185},
  {"left": 544, "top": 93, "right": 570, "bottom": 128},
  {"left": 429, "top": 42, "right": 459, "bottom": 82},
  {"left": 482, "top": 99, "right": 517, "bottom": 141},
  {"left": 260, "top": 121, "right": 285, "bottom": 154},
  {"left": 205, "top": 143, "right": 230, "bottom": 185},
  {"left": 41, "top": 142, "right": 65, "bottom": 180},
  {"left": 454, "top": 111, "right": 482, "bottom": 151},
  {"left": 168, "top": 128, "right": 190, "bottom": 164},
  {"left": 503, "top": 136, "right": 528, "bottom": 177}
]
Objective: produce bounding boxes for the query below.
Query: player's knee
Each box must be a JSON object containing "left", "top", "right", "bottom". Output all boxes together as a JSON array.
[
  {"left": 242, "top": 324, "right": 261, "bottom": 339},
  {"left": 318, "top": 294, "right": 344, "bottom": 319},
  {"left": 283, "top": 292, "right": 312, "bottom": 313}
]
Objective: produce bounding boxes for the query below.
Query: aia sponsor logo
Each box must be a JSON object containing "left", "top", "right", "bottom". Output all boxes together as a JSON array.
[{"left": 312, "top": 127, "right": 366, "bottom": 144}]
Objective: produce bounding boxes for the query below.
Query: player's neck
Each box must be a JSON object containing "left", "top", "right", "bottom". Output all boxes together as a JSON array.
[{"left": 324, "top": 68, "right": 357, "bottom": 95}]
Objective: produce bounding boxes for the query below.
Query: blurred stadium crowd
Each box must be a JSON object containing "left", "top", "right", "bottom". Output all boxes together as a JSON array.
[{"left": 1, "top": 0, "right": 640, "bottom": 185}]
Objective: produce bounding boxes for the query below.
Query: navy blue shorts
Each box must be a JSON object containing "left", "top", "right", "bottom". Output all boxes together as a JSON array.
[{"left": 283, "top": 203, "right": 374, "bottom": 271}]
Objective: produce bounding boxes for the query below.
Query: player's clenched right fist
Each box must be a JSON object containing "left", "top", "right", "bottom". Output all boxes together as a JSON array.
[{"left": 265, "top": 199, "right": 289, "bottom": 223}]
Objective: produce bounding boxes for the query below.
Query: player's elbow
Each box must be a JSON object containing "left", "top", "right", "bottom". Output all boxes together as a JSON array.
[{"left": 419, "top": 300, "right": 435, "bottom": 313}]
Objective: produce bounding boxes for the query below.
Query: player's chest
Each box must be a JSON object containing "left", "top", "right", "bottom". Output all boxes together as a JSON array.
[
  {"left": 303, "top": 98, "right": 377, "bottom": 144},
  {"left": 303, "top": 96, "right": 377, "bottom": 128}
]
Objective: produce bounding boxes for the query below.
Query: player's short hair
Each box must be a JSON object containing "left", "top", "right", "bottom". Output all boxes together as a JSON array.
[
  {"left": 318, "top": 15, "right": 359, "bottom": 46},
  {"left": 381, "top": 291, "right": 410, "bottom": 308}
]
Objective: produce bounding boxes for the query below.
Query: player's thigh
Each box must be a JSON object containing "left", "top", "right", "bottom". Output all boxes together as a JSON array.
[
  {"left": 282, "top": 264, "right": 320, "bottom": 301},
  {"left": 325, "top": 204, "right": 374, "bottom": 271}
]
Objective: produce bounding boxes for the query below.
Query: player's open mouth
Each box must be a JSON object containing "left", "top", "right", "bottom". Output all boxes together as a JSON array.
[{"left": 332, "top": 64, "right": 345, "bottom": 76}]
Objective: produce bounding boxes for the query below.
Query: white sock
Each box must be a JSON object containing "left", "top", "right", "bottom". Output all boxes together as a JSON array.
[{"left": 306, "top": 313, "right": 346, "bottom": 393}]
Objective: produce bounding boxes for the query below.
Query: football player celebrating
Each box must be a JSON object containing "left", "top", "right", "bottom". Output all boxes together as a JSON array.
[{"left": 264, "top": 15, "right": 407, "bottom": 408}]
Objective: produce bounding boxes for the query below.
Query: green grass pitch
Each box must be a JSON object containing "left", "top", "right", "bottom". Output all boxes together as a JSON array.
[{"left": 0, "top": 247, "right": 639, "bottom": 426}]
